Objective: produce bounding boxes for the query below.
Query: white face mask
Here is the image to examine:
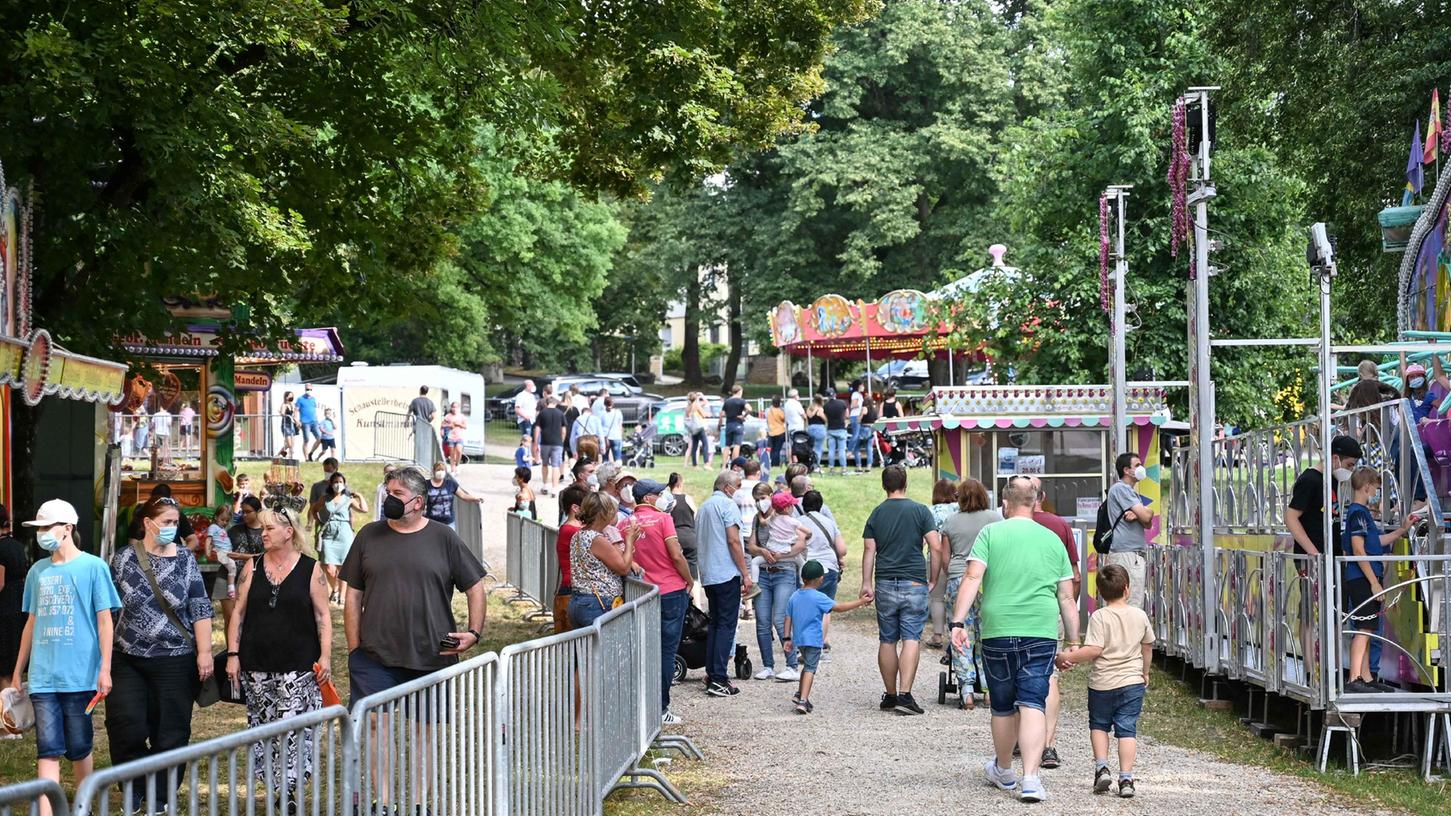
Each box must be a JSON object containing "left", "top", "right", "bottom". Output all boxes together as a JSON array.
[
  {"left": 1333, "top": 467, "right": 1353, "bottom": 483},
  {"left": 654, "top": 493, "right": 676, "bottom": 513},
  {"left": 333, "top": 483, "right": 345, "bottom": 494},
  {"left": 757, "top": 498, "right": 772, "bottom": 514},
  {"left": 1132, "top": 465, "right": 1147, "bottom": 481}
]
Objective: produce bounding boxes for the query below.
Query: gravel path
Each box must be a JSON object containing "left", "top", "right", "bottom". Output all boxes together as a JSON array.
[{"left": 669, "top": 613, "right": 1394, "bottom": 816}]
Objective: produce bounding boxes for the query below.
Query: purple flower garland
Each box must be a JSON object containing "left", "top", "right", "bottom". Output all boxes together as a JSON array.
[
  {"left": 1099, "top": 194, "right": 1111, "bottom": 313},
  {"left": 1168, "top": 97, "right": 1190, "bottom": 274}
]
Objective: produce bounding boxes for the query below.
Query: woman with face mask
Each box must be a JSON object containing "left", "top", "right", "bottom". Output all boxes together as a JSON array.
[
  {"left": 744, "top": 484, "right": 809, "bottom": 681},
  {"left": 278, "top": 391, "right": 299, "bottom": 459},
  {"left": 319, "top": 472, "right": 368, "bottom": 607},
  {"left": 108, "top": 497, "right": 215, "bottom": 815},
  {"left": 568, "top": 493, "right": 635, "bottom": 628},
  {"left": 225, "top": 507, "right": 332, "bottom": 805},
  {"left": 423, "top": 463, "right": 483, "bottom": 531}
]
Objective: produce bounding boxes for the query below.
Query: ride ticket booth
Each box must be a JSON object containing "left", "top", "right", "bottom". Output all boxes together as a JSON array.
[{"left": 110, "top": 299, "right": 344, "bottom": 535}]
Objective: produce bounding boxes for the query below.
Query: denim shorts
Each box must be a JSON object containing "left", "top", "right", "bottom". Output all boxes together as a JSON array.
[
  {"left": 875, "top": 578, "right": 929, "bottom": 643},
  {"left": 1088, "top": 683, "right": 1146, "bottom": 738},
  {"left": 32, "top": 691, "right": 95, "bottom": 761},
  {"left": 981, "top": 637, "right": 1057, "bottom": 717},
  {"left": 818, "top": 569, "right": 840, "bottom": 601},
  {"left": 348, "top": 648, "right": 439, "bottom": 720},
  {"left": 797, "top": 645, "right": 822, "bottom": 673},
  {"left": 724, "top": 422, "right": 745, "bottom": 447}
]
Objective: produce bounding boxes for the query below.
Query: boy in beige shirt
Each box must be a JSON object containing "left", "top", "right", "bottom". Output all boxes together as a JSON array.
[{"left": 1057, "top": 564, "right": 1154, "bottom": 799}]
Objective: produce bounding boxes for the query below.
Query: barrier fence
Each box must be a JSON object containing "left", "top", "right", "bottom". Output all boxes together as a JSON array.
[{"left": 1, "top": 522, "right": 699, "bottom": 816}]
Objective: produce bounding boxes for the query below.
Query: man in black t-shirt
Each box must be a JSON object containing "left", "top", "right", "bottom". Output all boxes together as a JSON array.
[
  {"left": 823, "top": 394, "right": 849, "bottom": 474},
  {"left": 1286, "top": 435, "right": 1362, "bottom": 557},
  {"left": 719, "top": 385, "right": 751, "bottom": 463},
  {"left": 533, "top": 397, "right": 568, "bottom": 496}
]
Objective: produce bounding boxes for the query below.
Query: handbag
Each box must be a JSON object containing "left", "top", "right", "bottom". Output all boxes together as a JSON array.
[{"left": 130, "top": 542, "right": 222, "bottom": 707}]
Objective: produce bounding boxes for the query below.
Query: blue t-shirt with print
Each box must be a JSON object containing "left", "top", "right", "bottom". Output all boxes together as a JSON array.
[
  {"left": 786, "top": 587, "right": 836, "bottom": 649},
  {"left": 22, "top": 553, "right": 122, "bottom": 693},
  {"left": 296, "top": 393, "right": 319, "bottom": 424},
  {"left": 1342, "top": 502, "right": 1385, "bottom": 582}
]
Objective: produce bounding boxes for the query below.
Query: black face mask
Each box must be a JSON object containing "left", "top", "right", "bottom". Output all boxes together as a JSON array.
[{"left": 382, "top": 494, "right": 410, "bottom": 520}]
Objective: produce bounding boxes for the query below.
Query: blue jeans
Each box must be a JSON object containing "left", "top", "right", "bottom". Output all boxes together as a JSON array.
[
  {"left": 853, "top": 425, "right": 877, "bottom": 468},
  {"left": 808, "top": 425, "right": 827, "bottom": 462},
  {"left": 874, "top": 578, "right": 929, "bottom": 643},
  {"left": 754, "top": 567, "right": 800, "bottom": 670},
  {"left": 1088, "top": 683, "right": 1146, "bottom": 738},
  {"left": 568, "top": 592, "right": 611, "bottom": 629},
  {"left": 690, "top": 429, "right": 711, "bottom": 466},
  {"left": 704, "top": 578, "right": 742, "bottom": 684},
  {"left": 945, "top": 576, "right": 983, "bottom": 695},
  {"left": 607, "top": 439, "right": 622, "bottom": 462},
  {"left": 981, "top": 636, "right": 1058, "bottom": 717},
  {"left": 659, "top": 590, "right": 689, "bottom": 713},
  {"left": 819, "top": 569, "right": 841, "bottom": 600},
  {"left": 827, "top": 429, "right": 849, "bottom": 470},
  {"left": 32, "top": 691, "right": 94, "bottom": 761}
]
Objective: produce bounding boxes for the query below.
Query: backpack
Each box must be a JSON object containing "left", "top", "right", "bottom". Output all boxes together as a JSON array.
[{"left": 1093, "top": 493, "right": 1127, "bottom": 555}]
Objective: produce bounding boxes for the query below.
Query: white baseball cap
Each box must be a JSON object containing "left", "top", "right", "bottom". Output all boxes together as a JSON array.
[{"left": 24, "top": 499, "right": 79, "bottom": 528}]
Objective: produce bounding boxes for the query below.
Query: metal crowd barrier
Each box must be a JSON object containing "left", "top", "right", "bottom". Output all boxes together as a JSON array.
[
  {"left": 345, "top": 655, "right": 499, "bottom": 816},
  {"left": 73, "top": 705, "right": 350, "bottom": 816},
  {"left": 501, "top": 514, "right": 560, "bottom": 622},
  {"left": 0, "top": 780, "right": 67, "bottom": 816}
]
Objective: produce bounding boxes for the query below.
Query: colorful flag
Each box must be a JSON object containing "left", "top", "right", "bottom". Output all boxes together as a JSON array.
[
  {"left": 1406, "top": 121, "right": 1424, "bottom": 206},
  {"left": 1426, "top": 89, "right": 1442, "bottom": 165}
]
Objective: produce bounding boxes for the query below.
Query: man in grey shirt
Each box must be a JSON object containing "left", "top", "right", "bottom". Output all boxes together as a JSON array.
[{"left": 1104, "top": 452, "right": 1153, "bottom": 608}]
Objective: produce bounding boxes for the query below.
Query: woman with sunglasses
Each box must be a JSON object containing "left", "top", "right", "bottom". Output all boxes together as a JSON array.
[
  {"left": 224, "top": 508, "right": 331, "bottom": 806},
  {"left": 108, "top": 497, "right": 214, "bottom": 815}
]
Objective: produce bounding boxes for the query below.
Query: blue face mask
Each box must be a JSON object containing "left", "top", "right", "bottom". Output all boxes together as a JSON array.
[
  {"left": 37, "top": 531, "right": 62, "bottom": 552},
  {"left": 156, "top": 526, "right": 178, "bottom": 545},
  {"left": 1410, "top": 377, "right": 1427, "bottom": 390}
]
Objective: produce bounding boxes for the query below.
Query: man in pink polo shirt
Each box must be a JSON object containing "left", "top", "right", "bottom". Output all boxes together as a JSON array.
[{"left": 626, "top": 479, "right": 694, "bottom": 726}]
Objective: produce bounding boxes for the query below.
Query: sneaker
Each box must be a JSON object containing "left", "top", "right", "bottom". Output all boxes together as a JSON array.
[
  {"left": 984, "top": 759, "right": 1019, "bottom": 791},
  {"left": 894, "top": 692, "right": 925, "bottom": 715},
  {"left": 880, "top": 693, "right": 899, "bottom": 711},
  {"left": 1117, "top": 778, "right": 1135, "bottom": 798},
  {"left": 1041, "top": 747, "right": 1061, "bottom": 769},
  {"left": 753, "top": 666, "right": 776, "bottom": 681},
  {"left": 1019, "top": 776, "right": 1046, "bottom": 803},
  {"left": 662, "top": 709, "right": 683, "bottom": 726},
  {"left": 775, "top": 667, "right": 800, "bottom": 682},
  {"left": 1369, "top": 680, "right": 1399, "bottom": 693},
  {"left": 1093, "top": 766, "right": 1112, "bottom": 794},
  {"left": 706, "top": 681, "right": 740, "bottom": 697},
  {"left": 1344, "top": 680, "right": 1376, "bottom": 694}
]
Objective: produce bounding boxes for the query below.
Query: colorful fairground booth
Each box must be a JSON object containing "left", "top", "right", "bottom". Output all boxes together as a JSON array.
[
  {"left": 0, "top": 161, "right": 131, "bottom": 544},
  {"left": 109, "top": 299, "right": 344, "bottom": 534}
]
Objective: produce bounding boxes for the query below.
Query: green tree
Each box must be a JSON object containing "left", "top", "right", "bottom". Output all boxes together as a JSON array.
[
  {"left": 0, "top": 0, "right": 872, "bottom": 358},
  {"left": 981, "top": 0, "right": 1314, "bottom": 425}
]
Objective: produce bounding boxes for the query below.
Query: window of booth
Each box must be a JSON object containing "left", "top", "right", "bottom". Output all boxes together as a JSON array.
[
  {"left": 117, "top": 364, "right": 205, "bottom": 485},
  {"left": 970, "top": 429, "right": 1108, "bottom": 519}
]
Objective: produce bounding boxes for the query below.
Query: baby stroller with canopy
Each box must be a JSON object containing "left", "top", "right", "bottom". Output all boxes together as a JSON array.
[
  {"left": 624, "top": 422, "right": 657, "bottom": 469},
  {"left": 672, "top": 602, "right": 710, "bottom": 682}
]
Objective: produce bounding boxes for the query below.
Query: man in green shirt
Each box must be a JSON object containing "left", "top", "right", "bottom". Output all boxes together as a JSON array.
[
  {"left": 860, "top": 465, "right": 943, "bottom": 716},
  {"left": 949, "top": 476, "right": 1078, "bottom": 804}
]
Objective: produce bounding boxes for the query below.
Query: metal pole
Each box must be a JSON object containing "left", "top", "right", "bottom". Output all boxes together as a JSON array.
[
  {"left": 1316, "top": 251, "right": 1338, "bottom": 703},
  {"left": 865, "top": 334, "right": 873, "bottom": 395},
  {"left": 1106, "top": 184, "right": 1132, "bottom": 457},
  {"left": 1189, "top": 87, "right": 1220, "bottom": 673},
  {"left": 948, "top": 349, "right": 955, "bottom": 386},
  {"left": 808, "top": 346, "right": 814, "bottom": 397}
]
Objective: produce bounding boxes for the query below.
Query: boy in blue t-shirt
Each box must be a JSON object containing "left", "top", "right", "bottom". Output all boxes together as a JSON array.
[
  {"left": 1342, "top": 468, "right": 1416, "bottom": 693},
  {"left": 783, "top": 560, "right": 872, "bottom": 714},
  {"left": 10, "top": 499, "right": 122, "bottom": 794}
]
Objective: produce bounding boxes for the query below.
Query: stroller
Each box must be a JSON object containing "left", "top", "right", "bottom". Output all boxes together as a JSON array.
[
  {"left": 623, "top": 422, "right": 657, "bottom": 469},
  {"left": 790, "top": 430, "right": 818, "bottom": 472},
  {"left": 673, "top": 602, "right": 754, "bottom": 682}
]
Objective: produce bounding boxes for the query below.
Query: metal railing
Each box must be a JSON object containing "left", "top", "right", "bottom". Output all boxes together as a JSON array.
[
  {"left": 73, "top": 705, "right": 350, "bottom": 816},
  {"left": 502, "top": 514, "right": 560, "bottom": 617},
  {"left": 0, "top": 781, "right": 68, "bottom": 816},
  {"left": 3, "top": 519, "right": 700, "bottom": 816},
  {"left": 373, "top": 412, "right": 442, "bottom": 466}
]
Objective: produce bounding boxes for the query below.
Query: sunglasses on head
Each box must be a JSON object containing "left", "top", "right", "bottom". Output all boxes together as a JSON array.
[{"left": 153, "top": 497, "right": 180, "bottom": 507}]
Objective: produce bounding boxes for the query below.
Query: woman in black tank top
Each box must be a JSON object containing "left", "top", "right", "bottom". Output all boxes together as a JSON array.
[{"left": 224, "top": 507, "right": 331, "bottom": 799}]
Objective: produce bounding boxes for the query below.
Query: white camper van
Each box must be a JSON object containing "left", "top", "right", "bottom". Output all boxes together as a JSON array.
[{"left": 335, "top": 364, "right": 488, "bottom": 459}]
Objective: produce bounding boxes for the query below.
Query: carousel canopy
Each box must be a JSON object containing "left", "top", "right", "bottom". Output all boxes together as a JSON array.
[{"left": 768, "top": 245, "right": 1018, "bottom": 361}]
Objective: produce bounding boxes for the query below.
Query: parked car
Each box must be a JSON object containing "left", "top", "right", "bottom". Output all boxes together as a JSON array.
[
  {"left": 874, "top": 360, "right": 932, "bottom": 390},
  {"left": 494, "top": 375, "right": 663, "bottom": 424},
  {"left": 583, "top": 372, "right": 647, "bottom": 395},
  {"left": 652, "top": 397, "right": 767, "bottom": 457}
]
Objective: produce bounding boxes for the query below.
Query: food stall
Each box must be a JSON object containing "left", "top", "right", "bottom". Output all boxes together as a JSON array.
[{"left": 112, "top": 301, "right": 343, "bottom": 522}]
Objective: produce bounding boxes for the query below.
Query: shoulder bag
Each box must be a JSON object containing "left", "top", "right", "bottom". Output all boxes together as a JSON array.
[{"left": 130, "top": 542, "right": 223, "bottom": 707}]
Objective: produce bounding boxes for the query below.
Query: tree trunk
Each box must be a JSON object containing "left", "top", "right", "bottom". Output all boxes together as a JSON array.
[
  {"left": 682, "top": 268, "right": 704, "bottom": 386},
  {"left": 720, "top": 265, "right": 743, "bottom": 395}
]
